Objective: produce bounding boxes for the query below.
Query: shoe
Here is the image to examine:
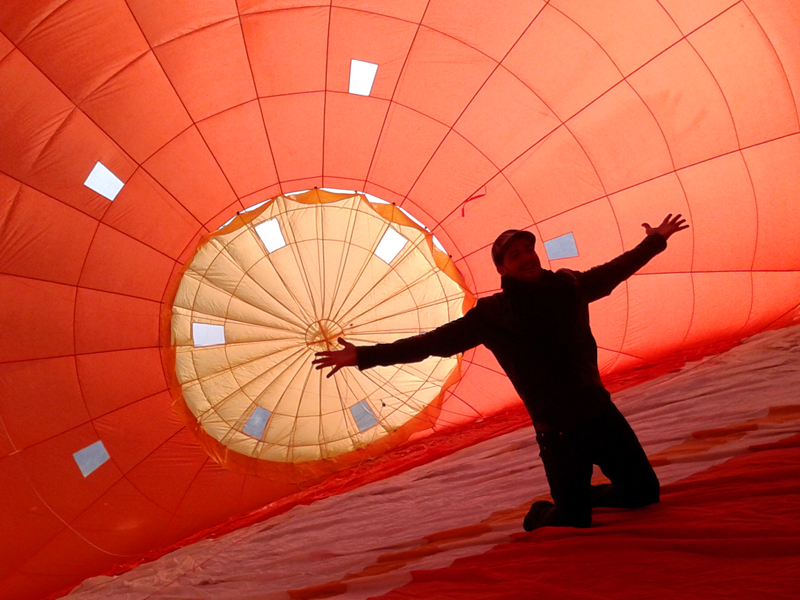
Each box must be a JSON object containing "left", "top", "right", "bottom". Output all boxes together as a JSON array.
[{"left": 523, "top": 500, "right": 555, "bottom": 532}]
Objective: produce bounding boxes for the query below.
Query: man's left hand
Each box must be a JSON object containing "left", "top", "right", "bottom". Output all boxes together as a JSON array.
[{"left": 642, "top": 213, "right": 689, "bottom": 240}]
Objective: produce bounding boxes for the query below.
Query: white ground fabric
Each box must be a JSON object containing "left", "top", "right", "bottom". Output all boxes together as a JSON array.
[{"left": 65, "top": 324, "right": 800, "bottom": 599}]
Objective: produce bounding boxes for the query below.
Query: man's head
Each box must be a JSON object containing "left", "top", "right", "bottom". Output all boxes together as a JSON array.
[{"left": 492, "top": 229, "right": 542, "bottom": 282}]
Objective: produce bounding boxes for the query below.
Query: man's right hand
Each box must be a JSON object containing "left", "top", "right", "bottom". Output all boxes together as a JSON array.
[{"left": 312, "top": 337, "right": 358, "bottom": 378}]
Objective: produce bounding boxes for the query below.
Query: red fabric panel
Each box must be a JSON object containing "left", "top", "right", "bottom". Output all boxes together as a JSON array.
[
  {"left": 0, "top": 454, "right": 65, "bottom": 578},
  {"left": 394, "top": 27, "right": 495, "bottom": 127},
  {"left": 155, "top": 18, "right": 256, "bottom": 122},
  {"left": 323, "top": 93, "right": 389, "bottom": 183},
  {"left": 373, "top": 435, "right": 800, "bottom": 600},
  {"left": 74, "top": 288, "right": 161, "bottom": 354},
  {"left": 100, "top": 169, "right": 203, "bottom": 260},
  {"left": 331, "top": 0, "right": 427, "bottom": 23},
  {"left": 242, "top": 8, "right": 329, "bottom": 97},
  {"left": 17, "top": 0, "right": 149, "bottom": 103},
  {"left": 142, "top": 127, "right": 239, "bottom": 225},
  {"left": 196, "top": 100, "right": 279, "bottom": 198},
  {"left": 81, "top": 52, "right": 192, "bottom": 163},
  {"left": 0, "top": 185, "right": 97, "bottom": 285},
  {"left": 455, "top": 67, "right": 560, "bottom": 169},
  {"left": 326, "top": 8, "right": 417, "bottom": 100},
  {"left": 70, "top": 478, "right": 173, "bottom": 555},
  {"left": 0, "top": 274, "right": 75, "bottom": 363},
  {"left": 0, "top": 50, "right": 73, "bottom": 183},
  {"left": 260, "top": 93, "right": 325, "bottom": 183},
  {"left": 76, "top": 348, "right": 167, "bottom": 418},
  {"left": 422, "top": 0, "right": 545, "bottom": 62},
  {"left": 126, "top": 0, "right": 238, "bottom": 47},
  {"left": 407, "top": 131, "right": 498, "bottom": 223},
  {"left": 26, "top": 109, "right": 136, "bottom": 220},
  {"left": 93, "top": 391, "right": 183, "bottom": 474},
  {"left": 19, "top": 423, "right": 123, "bottom": 523},
  {"left": 78, "top": 224, "right": 175, "bottom": 302},
  {"left": 0, "top": 357, "right": 88, "bottom": 450}
]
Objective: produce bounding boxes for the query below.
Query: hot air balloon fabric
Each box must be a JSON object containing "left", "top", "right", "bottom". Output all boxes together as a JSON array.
[{"left": 0, "top": 1, "right": 799, "bottom": 598}]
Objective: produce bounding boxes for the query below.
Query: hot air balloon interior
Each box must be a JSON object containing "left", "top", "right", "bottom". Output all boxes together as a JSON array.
[{"left": 0, "top": 1, "right": 798, "bottom": 599}]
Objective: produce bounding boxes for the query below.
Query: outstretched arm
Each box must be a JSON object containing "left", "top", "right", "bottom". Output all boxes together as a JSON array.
[{"left": 577, "top": 213, "right": 689, "bottom": 302}]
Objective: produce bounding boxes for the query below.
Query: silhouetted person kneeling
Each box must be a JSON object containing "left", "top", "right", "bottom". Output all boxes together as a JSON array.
[{"left": 314, "top": 214, "right": 688, "bottom": 531}]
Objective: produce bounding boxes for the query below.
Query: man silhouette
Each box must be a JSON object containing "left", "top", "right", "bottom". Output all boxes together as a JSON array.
[{"left": 313, "top": 214, "right": 688, "bottom": 531}]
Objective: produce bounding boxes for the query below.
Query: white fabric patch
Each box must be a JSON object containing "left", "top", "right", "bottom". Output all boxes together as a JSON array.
[
  {"left": 350, "top": 400, "right": 378, "bottom": 432},
  {"left": 192, "top": 323, "right": 226, "bottom": 347},
  {"left": 243, "top": 407, "right": 271, "bottom": 439},
  {"left": 375, "top": 227, "right": 408, "bottom": 264},
  {"left": 544, "top": 232, "right": 579, "bottom": 260},
  {"left": 73, "top": 441, "right": 110, "bottom": 477},
  {"left": 84, "top": 162, "right": 124, "bottom": 201},
  {"left": 349, "top": 59, "right": 379, "bottom": 96},
  {"left": 255, "top": 218, "right": 287, "bottom": 253}
]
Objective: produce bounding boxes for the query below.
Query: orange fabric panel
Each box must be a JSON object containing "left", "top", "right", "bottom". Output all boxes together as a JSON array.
[
  {"left": 684, "top": 272, "right": 752, "bottom": 346},
  {"left": 125, "top": 429, "right": 208, "bottom": 515},
  {"left": 17, "top": 0, "right": 149, "bottom": 103},
  {"left": 407, "top": 132, "right": 497, "bottom": 223},
  {"left": 0, "top": 357, "right": 88, "bottom": 450},
  {"left": 323, "top": 93, "right": 389, "bottom": 182},
  {"left": 0, "top": 454, "right": 65, "bottom": 578},
  {"left": 743, "top": 136, "right": 800, "bottom": 272},
  {"left": 555, "top": 0, "right": 682, "bottom": 76},
  {"left": 394, "top": 27, "right": 495, "bottom": 127},
  {"left": 101, "top": 169, "right": 203, "bottom": 260},
  {"left": 93, "top": 392, "right": 184, "bottom": 474},
  {"left": 0, "top": 172, "right": 21, "bottom": 228},
  {"left": 19, "top": 423, "right": 123, "bottom": 523},
  {"left": 70, "top": 478, "right": 173, "bottom": 555},
  {"left": 260, "top": 93, "right": 325, "bottom": 183},
  {"left": 455, "top": 66, "right": 560, "bottom": 169},
  {"left": 242, "top": 7, "right": 329, "bottom": 97},
  {"left": 568, "top": 83, "right": 674, "bottom": 195},
  {"left": 326, "top": 7, "right": 417, "bottom": 100},
  {"left": 0, "top": 274, "right": 75, "bottom": 363},
  {"left": 154, "top": 18, "right": 257, "bottom": 122},
  {"left": 239, "top": 0, "right": 329, "bottom": 14},
  {"left": 332, "top": 0, "right": 427, "bottom": 23},
  {"left": 126, "top": 0, "right": 238, "bottom": 47},
  {"left": 26, "top": 109, "right": 136, "bottom": 220},
  {"left": 439, "top": 175, "right": 530, "bottom": 258},
  {"left": 423, "top": 0, "right": 545, "bottom": 62},
  {"left": 142, "top": 127, "right": 238, "bottom": 224},
  {"left": 677, "top": 153, "right": 757, "bottom": 272},
  {"left": 166, "top": 463, "right": 247, "bottom": 532},
  {"left": 81, "top": 52, "right": 192, "bottom": 163},
  {"left": 504, "top": 126, "right": 604, "bottom": 222},
  {"left": 0, "top": 185, "right": 97, "bottom": 286},
  {"left": 688, "top": 4, "right": 798, "bottom": 147},
  {"left": 0, "top": 0, "right": 66, "bottom": 44},
  {"left": 74, "top": 288, "right": 161, "bottom": 354},
  {"left": 607, "top": 174, "right": 693, "bottom": 274},
  {"left": 503, "top": 6, "right": 620, "bottom": 120},
  {"left": 0, "top": 50, "right": 74, "bottom": 182},
  {"left": 197, "top": 101, "right": 279, "bottom": 198},
  {"left": 368, "top": 103, "right": 448, "bottom": 197},
  {"left": 76, "top": 348, "right": 167, "bottom": 418},
  {"left": 78, "top": 224, "right": 175, "bottom": 302},
  {"left": 628, "top": 40, "right": 739, "bottom": 170}
]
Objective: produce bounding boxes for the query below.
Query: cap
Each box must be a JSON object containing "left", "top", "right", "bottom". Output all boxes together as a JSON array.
[{"left": 491, "top": 229, "right": 537, "bottom": 267}]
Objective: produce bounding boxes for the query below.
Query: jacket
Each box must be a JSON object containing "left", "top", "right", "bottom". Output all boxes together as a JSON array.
[{"left": 356, "top": 234, "right": 668, "bottom": 431}]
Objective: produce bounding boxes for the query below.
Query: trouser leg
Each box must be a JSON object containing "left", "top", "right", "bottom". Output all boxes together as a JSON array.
[
  {"left": 591, "top": 404, "right": 660, "bottom": 509},
  {"left": 535, "top": 430, "right": 593, "bottom": 528}
]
